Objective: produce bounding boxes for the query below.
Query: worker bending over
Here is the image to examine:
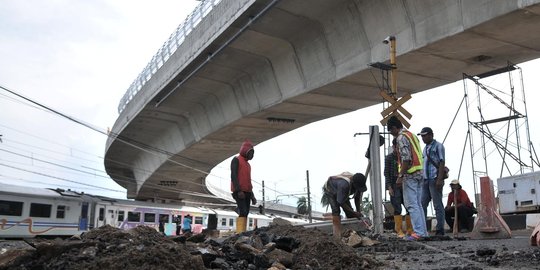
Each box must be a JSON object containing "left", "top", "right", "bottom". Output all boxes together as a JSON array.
[{"left": 323, "top": 171, "right": 366, "bottom": 240}]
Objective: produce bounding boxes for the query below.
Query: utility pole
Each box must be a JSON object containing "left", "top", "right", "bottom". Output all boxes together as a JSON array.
[
  {"left": 369, "top": 125, "right": 384, "bottom": 234},
  {"left": 306, "top": 170, "right": 312, "bottom": 223},
  {"left": 383, "top": 35, "right": 397, "bottom": 96}
]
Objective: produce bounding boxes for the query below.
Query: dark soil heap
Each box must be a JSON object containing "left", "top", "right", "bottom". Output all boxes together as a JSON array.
[
  {"left": 258, "top": 225, "right": 380, "bottom": 269},
  {"left": 7, "top": 225, "right": 204, "bottom": 270},
  {"left": 4, "top": 224, "right": 382, "bottom": 270}
]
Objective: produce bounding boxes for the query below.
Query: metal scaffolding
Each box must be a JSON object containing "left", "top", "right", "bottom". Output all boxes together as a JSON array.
[{"left": 462, "top": 63, "right": 539, "bottom": 197}]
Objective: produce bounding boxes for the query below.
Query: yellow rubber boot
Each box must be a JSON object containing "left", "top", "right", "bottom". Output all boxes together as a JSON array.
[
  {"left": 242, "top": 217, "right": 248, "bottom": 232},
  {"left": 236, "top": 217, "right": 247, "bottom": 233},
  {"left": 405, "top": 215, "right": 413, "bottom": 235},
  {"left": 332, "top": 216, "right": 342, "bottom": 240},
  {"left": 394, "top": 215, "right": 405, "bottom": 237}
]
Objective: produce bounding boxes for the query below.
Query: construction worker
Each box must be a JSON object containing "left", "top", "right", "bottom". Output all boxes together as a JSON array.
[
  {"left": 418, "top": 127, "right": 446, "bottom": 236},
  {"left": 387, "top": 116, "right": 428, "bottom": 240},
  {"left": 230, "top": 139, "right": 257, "bottom": 233},
  {"left": 322, "top": 171, "right": 366, "bottom": 240},
  {"left": 445, "top": 180, "right": 474, "bottom": 232},
  {"left": 385, "top": 138, "right": 412, "bottom": 237}
]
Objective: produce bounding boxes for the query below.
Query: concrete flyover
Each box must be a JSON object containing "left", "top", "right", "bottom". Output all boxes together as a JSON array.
[{"left": 104, "top": 0, "right": 540, "bottom": 204}]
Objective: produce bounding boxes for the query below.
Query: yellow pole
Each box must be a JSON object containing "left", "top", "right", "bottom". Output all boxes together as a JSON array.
[{"left": 389, "top": 36, "right": 397, "bottom": 95}]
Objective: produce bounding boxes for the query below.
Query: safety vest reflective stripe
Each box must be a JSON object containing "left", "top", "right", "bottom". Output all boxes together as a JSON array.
[{"left": 399, "top": 131, "right": 424, "bottom": 174}]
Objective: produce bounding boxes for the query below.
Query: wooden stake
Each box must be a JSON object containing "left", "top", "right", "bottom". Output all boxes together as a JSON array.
[{"left": 453, "top": 188, "right": 459, "bottom": 237}]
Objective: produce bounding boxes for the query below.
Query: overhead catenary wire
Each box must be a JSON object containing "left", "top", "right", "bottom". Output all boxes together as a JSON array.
[
  {"left": 0, "top": 174, "right": 116, "bottom": 193},
  {"left": 0, "top": 126, "right": 284, "bottom": 201},
  {"left": 1, "top": 84, "right": 218, "bottom": 176},
  {"left": 0, "top": 162, "right": 124, "bottom": 193},
  {"left": 0, "top": 123, "right": 107, "bottom": 164},
  {"left": 0, "top": 159, "right": 227, "bottom": 201},
  {"left": 0, "top": 140, "right": 209, "bottom": 189},
  {"left": 0, "top": 148, "right": 109, "bottom": 178},
  {"left": 0, "top": 84, "right": 323, "bottom": 209}
]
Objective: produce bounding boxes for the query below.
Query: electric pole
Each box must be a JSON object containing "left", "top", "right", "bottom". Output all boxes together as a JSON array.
[{"left": 306, "top": 170, "right": 312, "bottom": 223}]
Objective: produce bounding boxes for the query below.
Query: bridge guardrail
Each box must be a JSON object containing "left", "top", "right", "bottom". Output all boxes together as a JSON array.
[{"left": 118, "top": 0, "right": 223, "bottom": 114}]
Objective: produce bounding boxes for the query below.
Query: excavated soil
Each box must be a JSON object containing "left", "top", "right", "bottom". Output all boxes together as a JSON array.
[
  {"left": 4, "top": 225, "right": 539, "bottom": 270},
  {"left": 2, "top": 224, "right": 382, "bottom": 270},
  {"left": 5, "top": 225, "right": 203, "bottom": 270},
  {"left": 250, "top": 224, "right": 381, "bottom": 269}
]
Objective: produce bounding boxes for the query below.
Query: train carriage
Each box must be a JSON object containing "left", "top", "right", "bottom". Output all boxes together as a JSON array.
[
  {"left": 1, "top": 184, "right": 300, "bottom": 238},
  {"left": 0, "top": 184, "right": 92, "bottom": 238}
]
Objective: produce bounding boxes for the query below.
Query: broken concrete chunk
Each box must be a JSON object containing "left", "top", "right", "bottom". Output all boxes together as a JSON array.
[{"left": 266, "top": 248, "right": 294, "bottom": 268}]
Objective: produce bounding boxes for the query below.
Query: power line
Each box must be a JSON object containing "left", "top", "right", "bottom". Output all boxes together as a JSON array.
[
  {"left": 0, "top": 175, "right": 117, "bottom": 193},
  {"left": 0, "top": 123, "right": 105, "bottom": 162},
  {"left": 0, "top": 162, "right": 124, "bottom": 193},
  {"left": 0, "top": 148, "right": 109, "bottom": 178},
  {"left": 0, "top": 133, "right": 232, "bottom": 199},
  {"left": 0, "top": 84, "right": 299, "bottom": 204}
]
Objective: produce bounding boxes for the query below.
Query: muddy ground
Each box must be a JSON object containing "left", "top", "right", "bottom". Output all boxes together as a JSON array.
[
  {"left": 360, "top": 230, "right": 540, "bottom": 270},
  {"left": 1, "top": 225, "right": 539, "bottom": 269}
]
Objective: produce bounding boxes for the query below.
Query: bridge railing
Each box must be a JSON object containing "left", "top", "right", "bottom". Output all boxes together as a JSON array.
[{"left": 118, "top": 0, "right": 223, "bottom": 114}]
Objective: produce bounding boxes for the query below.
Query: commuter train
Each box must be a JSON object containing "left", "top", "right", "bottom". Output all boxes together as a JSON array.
[{"left": 0, "top": 184, "right": 305, "bottom": 238}]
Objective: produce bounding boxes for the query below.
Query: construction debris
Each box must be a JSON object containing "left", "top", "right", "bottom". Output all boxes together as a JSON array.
[
  {"left": 1, "top": 224, "right": 382, "bottom": 270},
  {"left": 3, "top": 224, "right": 540, "bottom": 269}
]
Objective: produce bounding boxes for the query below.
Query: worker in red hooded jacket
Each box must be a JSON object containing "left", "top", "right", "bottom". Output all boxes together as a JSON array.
[{"left": 231, "top": 140, "right": 257, "bottom": 233}]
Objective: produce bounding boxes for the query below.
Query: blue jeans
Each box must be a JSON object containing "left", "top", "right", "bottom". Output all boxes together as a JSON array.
[
  {"left": 422, "top": 178, "right": 445, "bottom": 233},
  {"left": 403, "top": 172, "right": 428, "bottom": 237}
]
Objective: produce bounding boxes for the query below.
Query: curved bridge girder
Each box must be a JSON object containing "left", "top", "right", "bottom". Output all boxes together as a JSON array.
[{"left": 105, "top": 0, "right": 540, "bottom": 204}]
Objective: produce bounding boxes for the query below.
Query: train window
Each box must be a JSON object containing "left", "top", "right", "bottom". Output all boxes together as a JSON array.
[
  {"left": 144, "top": 213, "right": 156, "bottom": 223},
  {"left": 229, "top": 218, "right": 234, "bottom": 226},
  {"left": 158, "top": 214, "right": 169, "bottom": 223},
  {"left": 118, "top": 211, "right": 125, "bottom": 221},
  {"left": 98, "top": 208, "right": 105, "bottom": 221},
  {"left": 194, "top": 216, "right": 203, "bottom": 225},
  {"left": 221, "top": 218, "right": 227, "bottom": 226},
  {"left": 248, "top": 218, "right": 253, "bottom": 227},
  {"left": 30, "top": 203, "right": 52, "bottom": 218},
  {"left": 127, "top": 211, "right": 141, "bottom": 222},
  {"left": 0, "top": 200, "right": 23, "bottom": 216},
  {"left": 56, "top": 205, "right": 66, "bottom": 219}
]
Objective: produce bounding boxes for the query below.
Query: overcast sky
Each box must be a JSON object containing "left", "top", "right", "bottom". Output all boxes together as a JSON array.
[{"left": 1, "top": 1, "right": 539, "bottom": 214}]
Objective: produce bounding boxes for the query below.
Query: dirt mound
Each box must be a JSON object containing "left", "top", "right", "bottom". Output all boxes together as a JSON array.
[
  {"left": 3, "top": 224, "right": 383, "bottom": 270},
  {"left": 6, "top": 225, "right": 204, "bottom": 270},
  {"left": 261, "top": 224, "right": 381, "bottom": 269}
]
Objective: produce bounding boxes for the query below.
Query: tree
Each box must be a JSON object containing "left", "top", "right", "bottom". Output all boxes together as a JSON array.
[{"left": 297, "top": 196, "right": 310, "bottom": 215}]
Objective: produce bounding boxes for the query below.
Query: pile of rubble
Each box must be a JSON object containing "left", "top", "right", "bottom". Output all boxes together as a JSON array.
[{"left": 1, "top": 222, "right": 382, "bottom": 270}]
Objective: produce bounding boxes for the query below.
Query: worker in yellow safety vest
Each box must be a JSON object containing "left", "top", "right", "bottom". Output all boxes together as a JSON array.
[{"left": 387, "top": 116, "right": 428, "bottom": 240}]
